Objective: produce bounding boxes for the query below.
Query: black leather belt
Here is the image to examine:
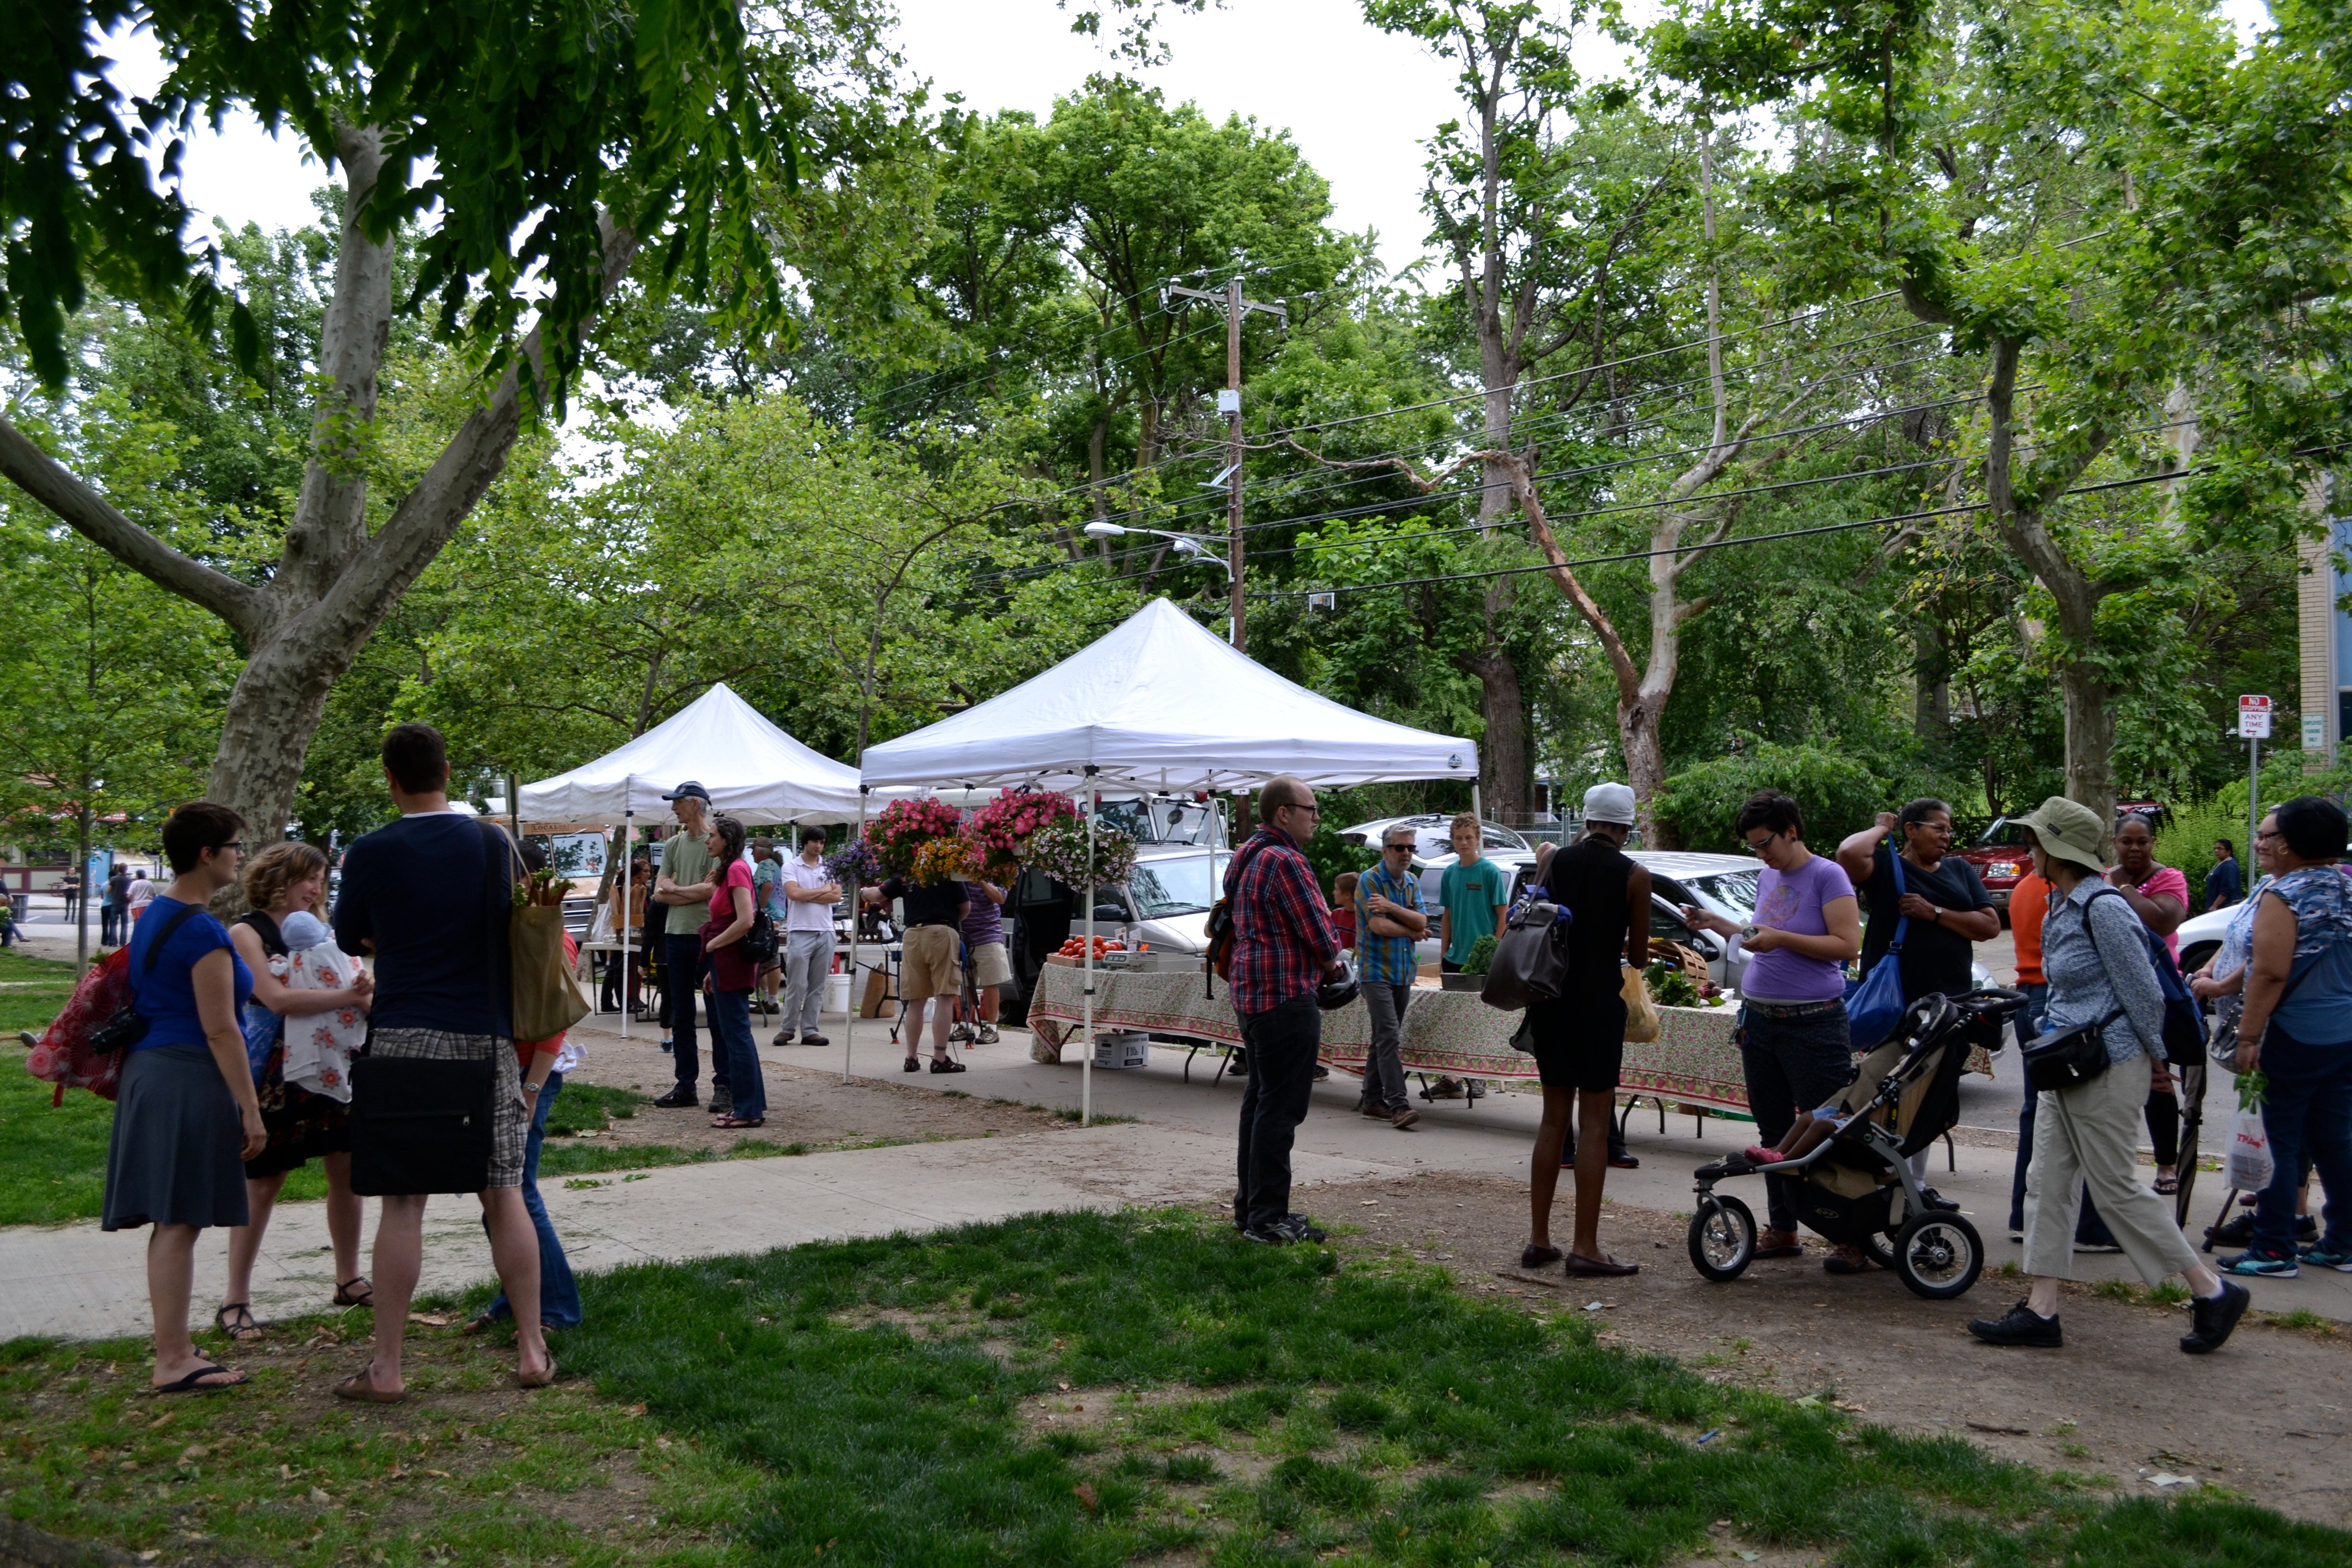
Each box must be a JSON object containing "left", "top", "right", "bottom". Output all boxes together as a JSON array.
[{"left": 1743, "top": 997, "right": 1846, "bottom": 1020}]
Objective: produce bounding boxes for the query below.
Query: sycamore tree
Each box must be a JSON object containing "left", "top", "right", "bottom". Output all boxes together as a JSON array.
[
  {"left": 0, "top": 0, "right": 899, "bottom": 840},
  {"left": 1663, "top": 0, "right": 2352, "bottom": 817}
]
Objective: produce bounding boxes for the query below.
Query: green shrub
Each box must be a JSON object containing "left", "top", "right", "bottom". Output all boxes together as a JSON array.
[
  {"left": 2153, "top": 798, "right": 2249, "bottom": 913},
  {"left": 1655, "top": 738, "right": 1891, "bottom": 852},
  {"left": 1461, "top": 934, "right": 1498, "bottom": 975}
]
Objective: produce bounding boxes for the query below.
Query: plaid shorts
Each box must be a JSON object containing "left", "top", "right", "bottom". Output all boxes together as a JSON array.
[{"left": 369, "top": 1026, "right": 527, "bottom": 1189}]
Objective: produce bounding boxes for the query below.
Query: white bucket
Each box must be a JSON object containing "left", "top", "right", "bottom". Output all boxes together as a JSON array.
[{"left": 825, "top": 972, "right": 850, "bottom": 1014}]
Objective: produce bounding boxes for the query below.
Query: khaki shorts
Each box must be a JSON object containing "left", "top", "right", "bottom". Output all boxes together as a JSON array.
[
  {"left": 968, "top": 940, "right": 1012, "bottom": 990},
  {"left": 900, "top": 923, "right": 963, "bottom": 1001}
]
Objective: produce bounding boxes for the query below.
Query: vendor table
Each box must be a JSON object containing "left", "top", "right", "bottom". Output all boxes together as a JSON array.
[{"left": 1025, "top": 963, "right": 1990, "bottom": 1120}]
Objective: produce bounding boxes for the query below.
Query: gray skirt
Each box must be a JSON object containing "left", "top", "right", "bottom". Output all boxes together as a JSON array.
[{"left": 102, "top": 1044, "right": 251, "bottom": 1231}]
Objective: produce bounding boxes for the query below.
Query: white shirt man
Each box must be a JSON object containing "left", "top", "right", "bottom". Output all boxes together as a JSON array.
[{"left": 774, "top": 830, "right": 842, "bottom": 1047}]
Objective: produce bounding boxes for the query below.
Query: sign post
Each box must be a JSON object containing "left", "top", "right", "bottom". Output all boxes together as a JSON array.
[{"left": 2239, "top": 696, "right": 2273, "bottom": 861}]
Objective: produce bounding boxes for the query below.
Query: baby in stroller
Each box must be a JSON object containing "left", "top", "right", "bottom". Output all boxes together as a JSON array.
[{"left": 1687, "top": 987, "right": 2025, "bottom": 1300}]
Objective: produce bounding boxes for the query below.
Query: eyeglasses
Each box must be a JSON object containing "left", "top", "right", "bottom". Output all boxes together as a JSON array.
[
  {"left": 1742, "top": 829, "right": 1780, "bottom": 852},
  {"left": 1281, "top": 803, "right": 1321, "bottom": 818},
  {"left": 213, "top": 841, "right": 244, "bottom": 855},
  {"left": 2256, "top": 828, "right": 2283, "bottom": 841}
]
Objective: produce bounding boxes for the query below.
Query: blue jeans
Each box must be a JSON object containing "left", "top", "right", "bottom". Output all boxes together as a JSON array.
[
  {"left": 708, "top": 988, "right": 766, "bottom": 1121},
  {"left": 1736, "top": 1001, "right": 1853, "bottom": 1235},
  {"left": 2007, "top": 983, "right": 2117, "bottom": 1246},
  {"left": 484, "top": 1071, "right": 582, "bottom": 1329},
  {"left": 2253, "top": 1025, "right": 2352, "bottom": 1255}
]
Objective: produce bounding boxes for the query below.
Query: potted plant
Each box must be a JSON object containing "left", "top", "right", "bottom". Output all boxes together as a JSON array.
[{"left": 1443, "top": 933, "right": 1497, "bottom": 991}]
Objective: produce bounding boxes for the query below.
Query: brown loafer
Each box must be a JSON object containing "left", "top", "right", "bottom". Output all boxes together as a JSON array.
[
  {"left": 1563, "top": 1253, "right": 1639, "bottom": 1277},
  {"left": 1520, "top": 1244, "right": 1563, "bottom": 1269}
]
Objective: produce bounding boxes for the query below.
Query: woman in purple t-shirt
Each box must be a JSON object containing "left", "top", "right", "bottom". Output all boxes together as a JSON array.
[{"left": 1681, "top": 791, "right": 1864, "bottom": 1269}]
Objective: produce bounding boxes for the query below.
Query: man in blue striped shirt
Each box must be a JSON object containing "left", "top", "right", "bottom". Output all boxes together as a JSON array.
[{"left": 1355, "top": 825, "right": 1427, "bottom": 1129}]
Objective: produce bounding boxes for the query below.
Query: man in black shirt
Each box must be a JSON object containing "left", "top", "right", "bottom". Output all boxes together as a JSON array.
[{"left": 863, "top": 873, "right": 970, "bottom": 1073}]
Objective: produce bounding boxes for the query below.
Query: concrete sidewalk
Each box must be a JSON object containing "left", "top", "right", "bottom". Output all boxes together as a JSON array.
[{"left": 0, "top": 1121, "right": 1402, "bottom": 1343}]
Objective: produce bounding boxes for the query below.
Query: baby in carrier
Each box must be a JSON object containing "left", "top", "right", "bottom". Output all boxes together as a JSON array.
[{"left": 273, "top": 910, "right": 366, "bottom": 1101}]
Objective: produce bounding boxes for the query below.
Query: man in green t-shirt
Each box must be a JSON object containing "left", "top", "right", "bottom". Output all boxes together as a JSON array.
[
  {"left": 651, "top": 782, "right": 722, "bottom": 1113},
  {"left": 1439, "top": 812, "right": 1509, "bottom": 972}
]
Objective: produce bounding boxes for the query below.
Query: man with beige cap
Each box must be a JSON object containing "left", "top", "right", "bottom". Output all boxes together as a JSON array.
[{"left": 1969, "top": 795, "right": 2249, "bottom": 1355}]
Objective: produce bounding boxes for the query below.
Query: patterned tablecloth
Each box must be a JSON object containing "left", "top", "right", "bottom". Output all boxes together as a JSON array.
[{"left": 1025, "top": 962, "right": 1761, "bottom": 1113}]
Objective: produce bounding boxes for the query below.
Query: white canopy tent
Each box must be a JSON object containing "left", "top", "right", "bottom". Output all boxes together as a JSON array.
[
  {"left": 859, "top": 596, "right": 1478, "bottom": 792},
  {"left": 518, "top": 682, "right": 868, "bottom": 1044},
  {"left": 860, "top": 597, "right": 1479, "bottom": 1122},
  {"left": 518, "top": 681, "right": 867, "bottom": 825}
]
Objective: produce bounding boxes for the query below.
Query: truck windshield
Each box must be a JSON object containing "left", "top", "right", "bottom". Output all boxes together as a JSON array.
[{"left": 1128, "top": 853, "right": 1231, "bottom": 918}]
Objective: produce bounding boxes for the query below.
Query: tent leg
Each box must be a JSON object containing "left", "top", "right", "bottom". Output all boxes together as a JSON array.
[
  {"left": 847, "top": 791, "right": 867, "bottom": 1085},
  {"left": 619, "top": 799, "right": 633, "bottom": 1041},
  {"left": 1083, "top": 767, "right": 1097, "bottom": 1128}
]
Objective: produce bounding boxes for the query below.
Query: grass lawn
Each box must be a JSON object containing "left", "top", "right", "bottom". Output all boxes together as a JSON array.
[
  {"left": 0, "top": 948, "right": 108, "bottom": 1224},
  {"left": 6, "top": 1209, "right": 2346, "bottom": 1567}
]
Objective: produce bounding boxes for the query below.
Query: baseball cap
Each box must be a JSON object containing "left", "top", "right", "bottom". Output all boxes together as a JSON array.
[
  {"left": 1583, "top": 782, "right": 1637, "bottom": 826},
  {"left": 662, "top": 780, "right": 712, "bottom": 804}
]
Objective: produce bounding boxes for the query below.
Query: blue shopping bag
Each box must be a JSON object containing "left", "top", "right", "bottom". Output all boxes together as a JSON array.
[{"left": 1843, "top": 837, "right": 1909, "bottom": 1048}]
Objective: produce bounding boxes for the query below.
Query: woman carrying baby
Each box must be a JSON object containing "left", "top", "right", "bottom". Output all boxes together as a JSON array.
[{"left": 216, "top": 843, "right": 375, "bottom": 1340}]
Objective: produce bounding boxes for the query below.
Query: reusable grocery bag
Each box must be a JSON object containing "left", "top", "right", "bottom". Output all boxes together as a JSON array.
[
  {"left": 1621, "top": 965, "right": 1661, "bottom": 1043},
  {"left": 1845, "top": 836, "right": 1910, "bottom": 1048}
]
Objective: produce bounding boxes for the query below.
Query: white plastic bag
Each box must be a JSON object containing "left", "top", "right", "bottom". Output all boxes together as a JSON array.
[{"left": 2224, "top": 1099, "right": 2273, "bottom": 1192}]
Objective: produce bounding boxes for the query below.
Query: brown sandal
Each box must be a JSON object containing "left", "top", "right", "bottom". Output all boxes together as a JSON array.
[
  {"left": 510, "top": 1358, "right": 558, "bottom": 1390},
  {"left": 332, "top": 1277, "right": 375, "bottom": 1308},
  {"left": 331, "top": 1361, "right": 407, "bottom": 1404}
]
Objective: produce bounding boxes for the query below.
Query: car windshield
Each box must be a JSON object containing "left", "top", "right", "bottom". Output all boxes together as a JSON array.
[
  {"left": 1685, "top": 870, "right": 1760, "bottom": 920},
  {"left": 1976, "top": 819, "right": 2028, "bottom": 847},
  {"left": 1128, "top": 853, "right": 1231, "bottom": 918}
]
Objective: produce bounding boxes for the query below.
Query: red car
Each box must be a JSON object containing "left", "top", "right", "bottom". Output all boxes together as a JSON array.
[{"left": 1954, "top": 801, "right": 2165, "bottom": 919}]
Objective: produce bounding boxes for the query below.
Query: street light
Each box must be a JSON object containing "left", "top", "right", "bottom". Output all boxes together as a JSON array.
[{"left": 1083, "top": 521, "right": 1237, "bottom": 644}]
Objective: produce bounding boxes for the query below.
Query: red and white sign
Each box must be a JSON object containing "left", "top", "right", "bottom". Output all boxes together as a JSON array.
[{"left": 2239, "top": 694, "right": 2273, "bottom": 739}]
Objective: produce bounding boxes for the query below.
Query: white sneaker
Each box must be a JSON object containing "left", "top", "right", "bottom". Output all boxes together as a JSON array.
[{"left": 975, "top": 1024, "right": 999, "bottom": 1044}]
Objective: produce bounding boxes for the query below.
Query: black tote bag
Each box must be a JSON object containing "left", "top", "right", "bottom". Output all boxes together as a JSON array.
[{"left": 349, "top": 1054, "right": 497, "bottom": 1196}]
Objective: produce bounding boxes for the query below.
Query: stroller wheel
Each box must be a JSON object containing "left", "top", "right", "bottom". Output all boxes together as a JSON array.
[
  {"left": 1859, "top": 1230, "right": 1898, "bottom": 1271},
  {"left": 1892, "top": 1211, "right": 1983, "bottom": 1300},
  {"left": 1688, "top": 1195, "right": 1757, "bottom": 1282}
]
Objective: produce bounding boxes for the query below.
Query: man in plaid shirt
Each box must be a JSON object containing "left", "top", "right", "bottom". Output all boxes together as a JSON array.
[
  {"left": 1354, "top": 824, "right": 1427, "bottom": 1129},
  {"left": 1226, "top": 775, "right": 1346, "bottom": 1244}
]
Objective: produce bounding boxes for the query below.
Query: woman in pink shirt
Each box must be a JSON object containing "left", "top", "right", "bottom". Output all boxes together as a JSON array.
[{"left": 2109, "top": 813, "right": 2189, "bottom": 1194}]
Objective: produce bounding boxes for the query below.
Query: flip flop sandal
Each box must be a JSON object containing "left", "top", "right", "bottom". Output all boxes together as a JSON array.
[
  {"left": 332, "top": 1362, "right": 407, "bottom": 1404},
  {"left": 332, "top": 1277, "right": 375, "bottom": 1308},
  {"left": 511, "top": 1358, "right": 559, "bottom": 1390},
  {"left": 2154, "top": 1174, "right": 2180, "bottom": 1195},
  {"left": 214, "top": 1303, "right": 264, "bottom": 1342},
  {"left": 155, "top": 1362, "right": 248, "bottom": 1394},
  {"left": 712, "top": 1115, "right": 766, "bottom": 1129}
]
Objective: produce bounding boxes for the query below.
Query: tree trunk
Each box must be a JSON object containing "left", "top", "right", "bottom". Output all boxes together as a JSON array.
[
  {"left": 0, "top": 125, "right": 642, "bottom": 848},
  {"left": 2059, "top": 658, "right": 2117, "bottom": 822},
  {"left": 1618, "top": 701, "right": 1670, "bottom": 846},
  {"left": 1456, "top": 590, "right": 1528, "bottom": 822}
]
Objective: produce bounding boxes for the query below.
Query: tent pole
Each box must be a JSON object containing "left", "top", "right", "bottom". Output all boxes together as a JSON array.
[
  {"left": 1083, "top": 765, "right": 1098, "bottom": 1128},
  {"left": 619, "top": 780, "right": 633, "bottom": 1042},
  {"left": 846, "top": 787, "right": 866, "bottom": 1085}
]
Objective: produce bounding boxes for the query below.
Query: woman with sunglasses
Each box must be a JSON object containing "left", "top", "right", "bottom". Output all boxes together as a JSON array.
[{"left": 101, "top": 801, "right": 266, "bottom": 1393}]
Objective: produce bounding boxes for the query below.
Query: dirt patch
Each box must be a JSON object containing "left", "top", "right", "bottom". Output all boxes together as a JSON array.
[
  {"left": 560, "top": 1043, "right": 1080, "bottom": 1157},
  {"left": 1261, "top": 1171, "right": 2352, "bottom": 1526}
]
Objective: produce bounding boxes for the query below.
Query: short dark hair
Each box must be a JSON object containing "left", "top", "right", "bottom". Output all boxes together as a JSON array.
[
  {"left": 382, "top": 723, "right": 448, "bottom": 794},
  {"left": 1898, "top": 797, "right": 1952, "bottom": 827},
  {"left": 709, "top": 813, "right": 748, "bottom": 866},
  {"left": 2274, "top": 795, "right": 2348, "bottom": 861},
  {"left": 161, "top": 801, "right": 246, "bottom": 874},
  {"left": 519, "top": 839, "right": 549, "bottom": 873},
  {"left": 1733, "top": 790, "right": 1803, "bottom": 841},
  {"left": 2214, "top": 838, "right": 2235, "bottom": 858},
  {"left": 800, "top": 825, "right": 828, "bottom": 847}
]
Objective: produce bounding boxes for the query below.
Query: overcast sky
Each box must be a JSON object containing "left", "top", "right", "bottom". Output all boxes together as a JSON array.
[{"left": 105, "top": 0, "right": 1626, "bottom": 280}]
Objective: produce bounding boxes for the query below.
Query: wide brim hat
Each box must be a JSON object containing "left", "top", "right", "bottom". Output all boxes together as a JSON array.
[{"left": 2011, "top": 795, "right": 2107, "bottom": 873}]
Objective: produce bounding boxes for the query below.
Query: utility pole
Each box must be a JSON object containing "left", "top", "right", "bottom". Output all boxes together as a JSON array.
[{"left": 1164, "top": 277, "right": 1284, "bottom": 653}]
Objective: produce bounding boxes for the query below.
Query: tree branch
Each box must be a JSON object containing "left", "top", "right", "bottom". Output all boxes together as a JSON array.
[{"left": 0, "top": 415, "right": 270, "bottom": 640}]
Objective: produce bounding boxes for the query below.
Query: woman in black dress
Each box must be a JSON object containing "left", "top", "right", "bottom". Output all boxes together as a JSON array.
[{"left": 216, "top": 842, "right": 374, "bottom": 1339}]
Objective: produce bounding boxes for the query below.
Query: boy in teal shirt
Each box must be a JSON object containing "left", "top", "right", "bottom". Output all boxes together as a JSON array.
[{"left": 1439, "top": 812, "right": 1509, "bottom": 972}]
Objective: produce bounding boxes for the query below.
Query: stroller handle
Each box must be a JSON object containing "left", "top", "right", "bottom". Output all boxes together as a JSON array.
[{"left": 1950, "top": 985, "right": 2027, "bottom": 1013}]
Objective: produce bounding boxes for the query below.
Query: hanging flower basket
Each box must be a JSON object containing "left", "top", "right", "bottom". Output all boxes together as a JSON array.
[
  {"left": 965, "top": 788, "right": 1080, "bottom": 881},
  {"left": 822, "top": 834, "right": 884, "bottom": 889},
  {"left": 1023, "top": 815, "right": 1138, "bottom": 891},
  {"left": 869, "top": 797, "right": 965, "bottom": 877}
]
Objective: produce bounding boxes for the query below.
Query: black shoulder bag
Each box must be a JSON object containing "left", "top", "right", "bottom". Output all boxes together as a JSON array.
[{"left": 86, "top": 902, "right": 209, "bottom": 1056}]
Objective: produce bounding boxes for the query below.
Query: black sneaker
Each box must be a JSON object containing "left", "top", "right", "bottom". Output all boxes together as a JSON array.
[
  {"left": 1966, "top": 1300, "right": 2063, "bottom": 1348},
  {"left": 1244, "top": 1216, "right": 1327, "bottom": 1245},
  {"left": 651, "top": 1085, "right": 698, "bottom": 1109},
  {"left": 1921, "top": 1187, "right": 1962, "bottom": 1213},
  {"left": 1284, "top": 1213, "right": 1329, "bottom": 1242},
  {"left": 2208, "top": 1211, "right": 2255, "bottom": 1248},
  {"left": 2180, "top": 1281, "right": 2251, "bottom": 1355},
  {"left": 708, "top": 1088, "right": 733, "bottom": 1117}
]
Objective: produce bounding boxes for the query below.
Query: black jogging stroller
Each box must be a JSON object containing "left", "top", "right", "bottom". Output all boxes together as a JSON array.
[{"left": 1686, "top": 988, "right": 2026, "bottom": 1300}]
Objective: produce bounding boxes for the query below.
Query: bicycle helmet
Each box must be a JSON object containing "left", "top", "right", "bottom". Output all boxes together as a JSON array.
[{"left": 1317, "top": 957, "right": 1360, "bottom": 1012}]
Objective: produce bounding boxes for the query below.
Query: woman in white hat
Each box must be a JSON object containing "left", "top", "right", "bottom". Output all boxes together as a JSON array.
[{"left": 1969, "top": 795, "right": 2248, "bottom": 1354}]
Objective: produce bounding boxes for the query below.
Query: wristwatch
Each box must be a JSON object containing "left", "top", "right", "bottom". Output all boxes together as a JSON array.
[{"left": 522, "top": 1081, "right": 542, "bottom": 1098}]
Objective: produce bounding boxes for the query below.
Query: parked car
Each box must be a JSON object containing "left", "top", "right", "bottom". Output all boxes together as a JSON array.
[
  {"left": 1338, "top": 814, "right": 1540, "bottom": 948},
  {"left": 1083, "top": 843, "right": 1233, "bottom": 957},
  {"left": 1955, "top": 801, "right": 2169, "bottom": 922}
]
